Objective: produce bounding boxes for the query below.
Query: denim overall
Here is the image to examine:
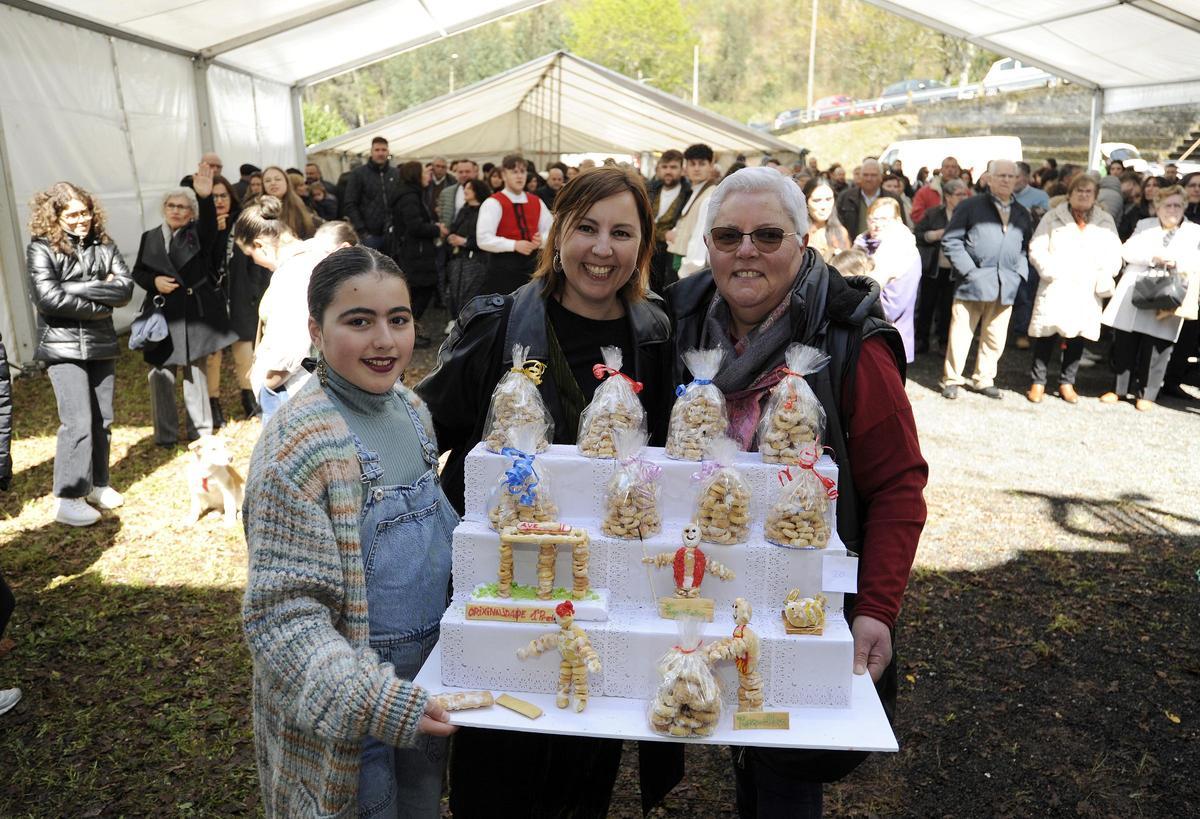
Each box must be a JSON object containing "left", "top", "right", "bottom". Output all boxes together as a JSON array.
[{"left": 354, "top": 394, "right": 457, "bottom": 818}]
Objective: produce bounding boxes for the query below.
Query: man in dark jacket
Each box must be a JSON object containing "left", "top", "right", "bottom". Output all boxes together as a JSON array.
[
  {"left": 835, "top": 158, "right": 903, "bottom": 241},
  {"left": 939, "top": 158, "right": 1032, "bottom": 399},
  {"left": 342, "top": 137, "right": 400, "bottom": 254},
  {"left": 668, "top": 167, "right": 927, "bottom": 817}
]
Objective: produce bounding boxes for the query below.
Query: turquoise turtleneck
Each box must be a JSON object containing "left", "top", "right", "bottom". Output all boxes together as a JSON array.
[{"left": 322, "top": 364, "right": 427, "bottom": 486}]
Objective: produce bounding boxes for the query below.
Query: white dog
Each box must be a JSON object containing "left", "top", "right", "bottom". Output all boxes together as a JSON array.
[{"left": 186, "top": 436, "right": 245, "bottom": 527}]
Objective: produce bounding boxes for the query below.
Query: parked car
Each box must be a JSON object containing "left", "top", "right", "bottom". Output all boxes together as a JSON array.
[
  {"left": 878, "top": 78, "right": 954, "bottom": 111},
  {"left": 813, "top": 95, "right": 854, "bottom": 120},
  {"left": 773, "top": 107, "right": 807, "bottom": 132},
  {"left": 880, "top": 136, "right": 1023, "bottom": 182},
  {"left": 1099, "top": 142, "right": 1149, "bottom": 174},
  {"left": 982, "top": 58, "right": 1056, "bottom": 94}
]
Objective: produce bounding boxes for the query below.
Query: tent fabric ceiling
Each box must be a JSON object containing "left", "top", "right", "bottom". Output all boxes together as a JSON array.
[
  {"left": 307, "top": 51, "right": 798, "bottom": 158},
  {"left": 19, "top": 0, "right": 552, "bottom": 85},
  {"left": 862, "top": 0, "right": 1200, "bottom": 113}
]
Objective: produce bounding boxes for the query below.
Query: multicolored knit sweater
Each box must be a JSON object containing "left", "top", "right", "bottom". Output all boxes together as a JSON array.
[{"left": 242, "top": 376, "right": 435, "bottom": 818}]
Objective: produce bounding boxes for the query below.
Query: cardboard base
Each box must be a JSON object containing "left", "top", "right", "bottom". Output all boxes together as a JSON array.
[
  {"left": 782, "top": 612, "right": 825, "bottom": 635},
  {"left": 415, "top": 642, "right": 898, "bottom": 751},
  {"left": 468, "top": 587, "right": 610, "bottom": 623}
]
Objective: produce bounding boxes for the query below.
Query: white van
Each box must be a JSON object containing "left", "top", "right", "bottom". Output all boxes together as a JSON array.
[{"left": 879, "top": 136, "right": 1023, "bottom": 178}]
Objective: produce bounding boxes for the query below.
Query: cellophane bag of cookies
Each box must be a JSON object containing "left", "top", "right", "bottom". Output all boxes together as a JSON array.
[
  {"left": 757, "top": 343, "right": 829, "bottom": 464},
  {"left": 694, "top": 437, "right": 751, "bottom": 545},
  {"left": 482, "top": 344, "right": 553, "bottom": 453},
  {"left": 764, "top": 444, "right": 836, "bottom": 549},
  {"left": 601, "top": 429, "right": 662, "bottom": 540},
  {"left": 577, "top": 346, "right": 647, "bottom": 459},
  {"left": 666, "top": 348, "right": 728, "bottom": 461},
  {"left": 487, "top": 424, "right": 559, "bottom": 531},
  {"left": 648, "top": 617, "right": 722, "bottom": 738}
]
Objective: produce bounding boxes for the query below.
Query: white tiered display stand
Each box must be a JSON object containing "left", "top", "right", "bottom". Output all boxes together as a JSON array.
[{"left": 414, "top": 443, "right": 898, "bottom": 752}]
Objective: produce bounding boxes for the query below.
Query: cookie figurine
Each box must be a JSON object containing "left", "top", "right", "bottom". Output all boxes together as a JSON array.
[
  {"left": 707, "top": 597, "right": 763, "bottom": 713},
  {"left": 516, "top": 600, "right": 601, "bottom": 712}
]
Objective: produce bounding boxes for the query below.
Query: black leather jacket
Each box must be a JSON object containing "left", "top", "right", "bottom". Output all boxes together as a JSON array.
[
  {"left": 26, "top": 236, "right": 134, "bottom": 362},
  {"left": 342, "top": 160, "right": 400, "bottom": 238},
  {"left": 415, "top": 282, "right": 673, "bottom": 513}
]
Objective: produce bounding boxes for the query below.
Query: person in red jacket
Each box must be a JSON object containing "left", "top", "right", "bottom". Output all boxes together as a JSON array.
[{"left": 911, "top": 155, "right": 963, "bottom": 224}]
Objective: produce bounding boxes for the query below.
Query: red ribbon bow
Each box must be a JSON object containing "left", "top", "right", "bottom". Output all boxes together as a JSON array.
[
  {"left": 775, "top": 366, "right": 804, "bottom": 410},
  {"left": 779, "top": 446, "right": 838, "bottom": 499},
  {"left": 592, "top": 363, "right": 644, "bottom": 394}
]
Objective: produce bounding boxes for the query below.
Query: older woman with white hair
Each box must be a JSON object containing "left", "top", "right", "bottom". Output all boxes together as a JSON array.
[
  {"left": 132, "top": 164, "right": 237, "bottom": 445},
  {"left": 666, "top": 167, "right": 928, "bottom": 818}
]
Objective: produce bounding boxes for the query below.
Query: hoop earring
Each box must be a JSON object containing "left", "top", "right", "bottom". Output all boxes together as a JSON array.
[
  {"left": 315, "top": 355, "right": 329, "bottom": 387},
  {"left": 552, "top": 250, "right": 563, "bottom": 272}
]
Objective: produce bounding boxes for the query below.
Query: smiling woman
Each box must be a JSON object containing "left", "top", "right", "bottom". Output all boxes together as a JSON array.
[
  {"left": 415, "top": 165, "right": 676, "bottom": 817},
  {"left": 243, "top": 245, "right": 459, "bottom": 817}
]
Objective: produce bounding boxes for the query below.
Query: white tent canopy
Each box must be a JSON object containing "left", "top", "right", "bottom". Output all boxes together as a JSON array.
[
  {"left": 863, "top": 1, "right": 1200, "bottom": 163},
  {"left": 0, "top": 0, "right": 547, "bottom": 364},
  {"left": 309, "top": 51, "right": 798, "bottom": 163}
]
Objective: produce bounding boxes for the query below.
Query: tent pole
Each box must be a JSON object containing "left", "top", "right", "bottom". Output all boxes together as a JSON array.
[
  {"left": 0, "top": 102, "right": 40, "bottom": 364},
  {"left": 1087, "top": 88, "right": 1103, "bottom": 171},
  {"left": 193, "top": 58, "right": 215, "bottom": 154},
  {"left": 291, "top": 86, "right": 308, "bottom": 167}
]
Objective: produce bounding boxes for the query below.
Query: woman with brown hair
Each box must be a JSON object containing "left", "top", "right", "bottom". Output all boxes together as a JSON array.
[
  {"left": 393, "top": 160, "right": 443, "bottom": 346},
  {"left": 416, "top": 165, "right": 674, "bottom": 817},
  {"left": 802, "top": 177, "right": 850, "bottom": 260},
  {"left": 27, "top": 182, "right": 134, "bottom": 526},
  {"left": 260, "top": 165, "right": 317, "bottom": 239}
]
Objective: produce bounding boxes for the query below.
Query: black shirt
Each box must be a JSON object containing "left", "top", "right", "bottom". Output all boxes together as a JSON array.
[{"left": 546, "top": 296, "right": 634, "bottom": 403}]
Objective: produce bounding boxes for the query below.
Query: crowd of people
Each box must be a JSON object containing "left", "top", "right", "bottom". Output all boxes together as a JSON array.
[{"left": 8, "top": 130, "right": 1198, "bottom": 817}]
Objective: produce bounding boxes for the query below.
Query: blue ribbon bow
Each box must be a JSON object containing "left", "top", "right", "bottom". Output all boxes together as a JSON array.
[
  {"left": 675, "top": 377, "right": 713, "bottom": 397},
  {"left": 500, "top": 447, "right": 540, "bottom": 506}
]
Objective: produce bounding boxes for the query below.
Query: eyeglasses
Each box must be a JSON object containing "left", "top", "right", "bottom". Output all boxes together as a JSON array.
[
  {"left": 165, "top": 203, "right": 192, "bottom": 211},
  {"left": 709, "top": 227, "right": 796, "bottom": 253}
]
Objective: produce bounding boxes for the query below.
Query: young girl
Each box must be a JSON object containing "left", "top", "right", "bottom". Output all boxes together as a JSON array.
[{"left": 243, "top": 246, "right": 456, "bottom": 818}]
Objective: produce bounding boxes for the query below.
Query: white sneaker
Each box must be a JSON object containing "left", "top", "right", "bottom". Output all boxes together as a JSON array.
[
  {"left": 86, "top": 486, "right": 124, "bottom": 509},
  {"left": 0, "top": 687, "right": 21, "bottom": 716},
  {"left": 56, "top": 497, "right": 101, "bottom": 527}
]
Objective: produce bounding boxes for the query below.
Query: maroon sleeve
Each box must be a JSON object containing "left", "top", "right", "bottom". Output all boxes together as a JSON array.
[{"left": 841, "top": 336, "right": 928, "bottom": 629}]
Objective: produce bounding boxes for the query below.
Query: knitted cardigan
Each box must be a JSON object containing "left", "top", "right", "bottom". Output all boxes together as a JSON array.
[{"left": 242, "top": 375, "right": 436, "bottom": 818}]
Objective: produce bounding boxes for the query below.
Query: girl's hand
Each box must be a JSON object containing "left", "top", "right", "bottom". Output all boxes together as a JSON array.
[
  {"left": 154, "top": 275, "right": 180, "bottom": 295},
  {"left": 417, "top": 698, "right": 457, "bottom": 737}
]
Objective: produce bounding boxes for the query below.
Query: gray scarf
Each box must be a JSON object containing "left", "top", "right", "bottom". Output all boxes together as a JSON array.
[{"left": 703, "top": 294, "right": 795, "bottom": 394}]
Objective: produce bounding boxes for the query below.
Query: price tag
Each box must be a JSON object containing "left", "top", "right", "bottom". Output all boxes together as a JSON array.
[{"left": 822, "top": 555, "right": 858, "bottom": 593}]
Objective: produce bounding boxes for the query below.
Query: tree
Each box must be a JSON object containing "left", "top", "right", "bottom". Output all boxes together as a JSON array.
[
  {"left": 565, "top": 0, "right": 695, "bottom": 95},
  {"left": 302, "top": 101, "right": 349, "bottom": 146}
]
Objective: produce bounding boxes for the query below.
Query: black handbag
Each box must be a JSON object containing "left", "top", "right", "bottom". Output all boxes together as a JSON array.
[{"left": 1131, "top": 266, "right": 1186, "bottom": 311}]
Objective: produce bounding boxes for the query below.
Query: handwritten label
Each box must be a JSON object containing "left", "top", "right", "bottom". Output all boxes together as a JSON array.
[
  {"left": 465, "top": 603, "right": 557, "bottom": 624},
  {"left": 822, "top": 554, "right": 859, "bottom": 594},
  {"left": 517, "top": 521, "right": 570, "bottom": 534},
  {"left": 658, "top": 597, "right": 715, "bottom": 621},
  {"left": 496, "top": 693, "right": 543, "bottom": 720},
  {"left": 734, "top": 711, "right": 790, "bottom": 730}
]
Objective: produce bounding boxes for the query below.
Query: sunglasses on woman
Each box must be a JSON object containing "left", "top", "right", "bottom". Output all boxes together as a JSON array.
[{"left": 709, "top": 227, "right": 797, "bottom": 253}]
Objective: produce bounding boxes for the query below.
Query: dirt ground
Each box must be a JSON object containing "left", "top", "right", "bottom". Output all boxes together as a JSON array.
[{"left": 1, "top": 306, "right": 1196, "bottom": 818}]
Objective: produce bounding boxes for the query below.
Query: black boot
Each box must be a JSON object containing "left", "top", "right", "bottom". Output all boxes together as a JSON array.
[
  {"left": 240, "top": 388, "right": 261, "bottom": 419},
  {"left": 210, "top": 398, "right": 225, "bottom": 431}
]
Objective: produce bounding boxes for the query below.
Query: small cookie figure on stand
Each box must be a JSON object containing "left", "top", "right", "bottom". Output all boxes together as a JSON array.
[
  {"left": 642, "top": 523, "right": 735, "bottom": 621},
  {"left": 782, "top": 589, "right": 827, "bottom": 635},
  {"left": 707, "top": 597, "right": 763, "bottom": 713},
  {"left": 516, "top": 600, "right": 601, "bottom": 712}
]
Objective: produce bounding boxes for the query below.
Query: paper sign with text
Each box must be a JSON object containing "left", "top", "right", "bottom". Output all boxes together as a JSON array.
[
  {"left": 734, "top": 711, "right": 791, "bottom": 730},
  {"left": 821, "top": 555, "right": 859, "bottom": 593},
  {"left": 466, "top": 603, "right": 557, "bottom": 624},
  {"left": 658, "top": 597, "right": 715, "bottom": 621}
]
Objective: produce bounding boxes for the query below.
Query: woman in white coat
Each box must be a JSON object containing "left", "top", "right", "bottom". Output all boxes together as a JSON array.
[
  {"left": 1100, "top": 185, "right": 1200, "bottom": 410},
  {"left": 1026, "top": 174, "right": 1122, "bottom": 403}
]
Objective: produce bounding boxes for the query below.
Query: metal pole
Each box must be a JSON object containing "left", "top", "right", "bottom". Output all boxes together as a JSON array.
[
  {"left": 692, "top": 44, "right": 699, "bottom": 106},
  {"left": 555, "top": 57, "right": 562, "bottom": 161},
  {"left": 291, "top": 85, "right": 307, "bottom": 167},
  {"left": 806, "top": 0, "right": 818, "bottom": 113},
  {"left": 1087, "top": 88, "right": 1103, "bottom": 171},
  {"left": 193, "top": 58, "right": 215, "bottom": 154}
]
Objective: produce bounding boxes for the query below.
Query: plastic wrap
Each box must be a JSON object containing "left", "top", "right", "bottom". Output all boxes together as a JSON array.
[
  {"left": 764, "top": 445, "right": 837, "bottom": 549},
  {"left": 693, "top": 437, "right": 751, "bottom": 545},
  {"left": 648, "top": 618, "right": 722, "bottom": 737},
  {"left": 483, "top": 344, "right": 553, "bottom": 453},
  {"left": 757, "top": 343, "right": 829, "bottom": 464},
  {"left": 666, "top": 348, "right": 728, "bottom": 461},
  {"left": 487, "top": 425, "right": 559, "bottom": 531},
  {"left": 601, "top": 429, "right": 662, "bottom": 539},
  {"left": 577, "top": 346, "right": 647, "bottom": 458}
]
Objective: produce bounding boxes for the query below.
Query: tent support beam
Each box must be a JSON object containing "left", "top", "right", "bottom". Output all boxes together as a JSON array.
[
  {"left": 1087, "top": 89, "right": 1103, "bottom": 170},
  {"left": 194, "top": 59, "right": 215, "bottom": 154},
  {"left": 291, "top": 86, "right": 308, "bottom": 166},
  {"left": 0, "top": 100, "right": 40, "bottom": 364}
]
